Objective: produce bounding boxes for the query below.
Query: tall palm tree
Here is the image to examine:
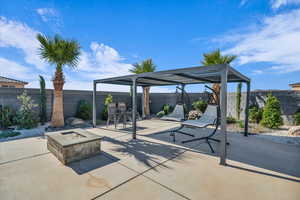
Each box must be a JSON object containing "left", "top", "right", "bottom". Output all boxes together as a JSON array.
[
  {"left": 201, "top": 49, "right": 237, "bottom": 104},
  {"left": 37, "top": 34, "right": 80, "bottom": 127},
  {"left": 130, "top": 59, "right": 156, "bottom": 118}
]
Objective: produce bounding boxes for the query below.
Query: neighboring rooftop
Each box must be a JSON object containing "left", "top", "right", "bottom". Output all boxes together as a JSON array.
[
  {"left": 289, "top": 82, "right": 300, "bottom": 91},
  {"left": 0, "top": 76, "right": 28, "bottom": 88}
]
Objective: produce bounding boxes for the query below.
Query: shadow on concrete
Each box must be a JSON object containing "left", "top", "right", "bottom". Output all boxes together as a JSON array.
[
  {"left": 144, "top": 127, "right": 300, "bottom": 180},
  {"left": 102, "top": 136, "right": 187, "bottom": 171},
  {"left": 68, "top": 152, "right": 120, "bottom": 175}
]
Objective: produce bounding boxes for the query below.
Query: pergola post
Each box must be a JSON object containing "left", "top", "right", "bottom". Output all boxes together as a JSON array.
[
  {"left": 181, "top": 84, "right": 185, "bottom": 104},
  {"left": 132, "top": 78, "right": 137, "bottom": 139},
  {"left": 92, "top": 81, "right": 97, "bottom": 128},
  {"left": 244, "top": 81, "right": 251, "bottom": 136},
  {"left": 219, "top": 66, "right": 228, "bottom": 166}
]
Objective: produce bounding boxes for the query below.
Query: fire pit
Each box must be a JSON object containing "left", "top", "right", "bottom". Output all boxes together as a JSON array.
[{"left": 46, "top": 129, "right": 102, "bottom": 165}]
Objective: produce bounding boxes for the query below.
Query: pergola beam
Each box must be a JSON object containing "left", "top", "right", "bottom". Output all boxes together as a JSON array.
[
  {"left": 175, "top": 73, "right": 215, "bottom": 83},
  {"left": 141, "top": 77, "right": 184, "bottom": 85}
]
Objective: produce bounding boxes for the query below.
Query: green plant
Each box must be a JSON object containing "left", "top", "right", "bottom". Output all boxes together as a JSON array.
[
  {"left": 39, "top": 75, "right": 47, "bottom": 125},
  {"left": 15, "top": 91, "right": 39, "bottom": 129},
  {"left": 101, "top": 94, "right": 113, "bottom": 120},
  {"left": 37, "top": 34, "right": 81, "bottom": 127},
  {"left": 237, "top": 120, "right": 244, "bottom": 128},
  {"left": 261, "top": 94, "right": 283, "bottom": 129},
  {"left": 0, "top": 106, "right": 15, "bottom": 129},
  {"left": 156, "top": 111, "right": 165, "bottom": 118},
  {"left": 227, "top": 116, "right": 237, "bottom": 124},
  {"left": 236, "top": 82, "right": 242, "bottom": 120},
  {"left": 162, "top": 104, "right": 173, "bottom": 115},
  {"left": 76, "top": 100, "right": 92, "bottom": 120},
  {"left": 294, "top": 109, "right": 300, "bottom": 125},
  {"left": 192, "top": 100, "right": 208, "bottom": 113},
  {"left": 249, "top": 105, "right": 263, "bottom": 123},
  {"left": 0, "top": 130, "right": 21, "bottom": 139}
]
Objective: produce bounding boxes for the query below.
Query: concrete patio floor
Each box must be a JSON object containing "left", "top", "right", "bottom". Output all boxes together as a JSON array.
[{"left": 0, "top": 119, "right": 299, "bottom": 200}]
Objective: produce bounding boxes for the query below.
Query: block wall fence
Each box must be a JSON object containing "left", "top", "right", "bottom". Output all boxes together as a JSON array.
[{"left": 0, "top": 88, "right": 299, "bottom": 124}]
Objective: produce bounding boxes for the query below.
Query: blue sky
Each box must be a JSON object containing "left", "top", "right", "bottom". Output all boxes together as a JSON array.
[{"left": 0, "top": 0, "right": 300, "bottom": 92}]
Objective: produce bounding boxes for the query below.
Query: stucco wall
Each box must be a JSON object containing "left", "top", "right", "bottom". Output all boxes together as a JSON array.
[{"left": 0, "top": 88, "right": 299, "bottom": 124}]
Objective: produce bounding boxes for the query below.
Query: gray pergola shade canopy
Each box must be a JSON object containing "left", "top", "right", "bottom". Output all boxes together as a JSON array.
[
  {"left": 94, "top": 64, "right": 250, "bottom": 86},
  {"left": 93, "top": 64, "right": 251, "bottom": 166}
]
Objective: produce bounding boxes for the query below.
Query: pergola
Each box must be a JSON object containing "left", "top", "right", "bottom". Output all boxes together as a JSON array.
[{"left": 93, "top": 64, "right": 250, "bottom": 165}]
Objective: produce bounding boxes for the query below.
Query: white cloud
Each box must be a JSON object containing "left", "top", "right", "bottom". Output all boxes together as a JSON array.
[
  {"left": 218, "top": 9, "right": 300, "bottom": 74},
  {"left": 78, "top": 42, "right": 133, "bottom": 79},
  {"left": 36, "top": 8, "right": 58, "bottom": 22},
  {"left": 0, "top": 57, "right": 33, "bottom": 80},
  {"left": 0, "top": 17, "right": 45, "bottom": 70},
  {"left": 271, "top": 0, "right": 300, "bottom": 9}
]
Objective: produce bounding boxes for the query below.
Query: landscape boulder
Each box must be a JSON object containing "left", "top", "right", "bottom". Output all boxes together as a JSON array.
[
  {"left": 65, "top": 117, "right": 85, "bottom": 126},
  {"left": 288, "top": 126, "right": 300, "bottom": 136}
]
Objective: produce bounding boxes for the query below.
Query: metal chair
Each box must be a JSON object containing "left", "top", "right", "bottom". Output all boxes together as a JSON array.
[
  {"left": 116, "top": 102, "right": 127, "bottom": 128},
  {"left": 106, "top": 102, "right": 117, "bottom": 128}
]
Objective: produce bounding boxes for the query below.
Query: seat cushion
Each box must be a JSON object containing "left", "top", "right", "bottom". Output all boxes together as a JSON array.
[
  {"left": 160, "top": 116, "right": 183, "bottom": 122},
  {"left": 182, "top": 119, "right": 212, "bottom": 128}
]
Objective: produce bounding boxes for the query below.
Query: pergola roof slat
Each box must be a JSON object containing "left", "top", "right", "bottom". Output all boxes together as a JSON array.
[{"left": 94, "top": 64, "right": 250, "bottom": 86}]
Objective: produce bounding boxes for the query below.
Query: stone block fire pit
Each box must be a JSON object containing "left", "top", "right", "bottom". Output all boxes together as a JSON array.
[{"left": 46, "top": 129, "right": 102, "bottom": 165}]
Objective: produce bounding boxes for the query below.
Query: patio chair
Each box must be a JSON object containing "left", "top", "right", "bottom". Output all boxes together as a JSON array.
[
  {"left": 107, "top": 102, "right": 117, "bottom": 128},
  {"left": 171, "top": 104, "right": 229, "bottom": 153},
  {"left": 161, "top": 104, "right": 185, "bottom": 122},
  {"left": 116, "top": 102, "right": 128, "bottom": 128}
]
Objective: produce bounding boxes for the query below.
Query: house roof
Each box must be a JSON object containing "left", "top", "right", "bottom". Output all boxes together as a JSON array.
[
  {"left": 289, "top": 82, "right": 300, "bottom": 86},
  {"left": 94, "top": 64, "right": 250, "bottom": 86},
  {"left": 0, "top": 76, "right": 28, "bottom": 84}
]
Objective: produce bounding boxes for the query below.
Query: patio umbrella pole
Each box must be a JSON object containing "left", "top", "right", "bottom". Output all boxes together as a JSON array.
[{"left": 132, "top": 78, "right": 137, "bottom": 139}]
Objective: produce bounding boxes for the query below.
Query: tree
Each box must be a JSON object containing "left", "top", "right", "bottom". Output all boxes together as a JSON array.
[
  {"left": 201, "top": 49, "right": 237, "bottom": 104},
  {"left": 39, "top": 75, "right": 47, "bottom": 125},
  {"left": 129, "top": 59, "right": 156, "bottom": 118},
  {"left": 261, "top": 94, "right": 283, "bottom": 129},
  {"left": 236, "top": 82, "right": 242, "bottom": 120},
  {"left": 37, "top": 34, "right": 80, "bottom": 127}
]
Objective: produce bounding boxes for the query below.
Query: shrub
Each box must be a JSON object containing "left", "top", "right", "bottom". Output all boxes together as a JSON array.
[
  {"left": 101, "top": 94, "right": 113, "bottom": 120},
  {"left": 260, "top": 94, "right": 283, "bottom": 129},
  {"left": 39, "top": 75, "right": 47, "bottom": 124},
  {"left": 237, "top": 120, "right": 244, "bottom": 128},
  {"left": 249, "top": 105, "right": 263, "bottom": 123},
  {"left": 76, "top": 100, "right": 92, "bottom": 120},
  {"left": 294, "top": 109, "right": 300, "bottom": 125},
  {"left": 15, "top": 91, "right": 39, "bottom": 129},
  {"left": 162, "top": 104, "right": 173, "bottom": 115},
  {"left": 0, "top": 105, "right": 15, "bottom": 129},
  {"left": 227, "top": 116, "right": 237, "bottom": 124},
  {"left": 0, "top": 130, "right": 21, "bottom": 139},
  {"left": 156, "top": 111, "right": 165, "bottom": 118},
  {"left": 192, "top": 100, "right": 207, "bottom": 113},
  {"left": 236, "top": 82, "right": 242, "bottom": 120}
]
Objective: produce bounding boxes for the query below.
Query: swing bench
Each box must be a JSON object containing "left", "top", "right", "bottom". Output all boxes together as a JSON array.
[
  {"left": 160, "top": 85, "right": 190, "bottom": 122},
  {"left": 170, "top": 85, "right": 229, "bottom": 153}
]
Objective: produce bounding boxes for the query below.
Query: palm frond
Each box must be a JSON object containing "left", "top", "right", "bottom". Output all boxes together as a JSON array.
[
  {"left": 130, "top": 58, "right": 156, "bottom": 74},
  {"left": 201, "top": 49, "right": 237, "bottom": 66}
]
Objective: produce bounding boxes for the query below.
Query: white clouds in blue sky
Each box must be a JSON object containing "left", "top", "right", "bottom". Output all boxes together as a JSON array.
[
  {"left": 221, "top": 2, "right": 300, "bottom": 74},
  {"left": 271, "top": 0, "right": 300, "bottom": 9}
]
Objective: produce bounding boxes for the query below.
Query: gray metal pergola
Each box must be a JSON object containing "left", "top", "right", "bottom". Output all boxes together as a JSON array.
[{"left": 93, "top": 64, "right": 250, "bottom": 165}]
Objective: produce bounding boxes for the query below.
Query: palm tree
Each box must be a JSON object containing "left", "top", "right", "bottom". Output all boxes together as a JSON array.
[
  {"left": 201, "top": 49, "right": 237, "bottom": 104},
  {"left": 37, "top": 34, "right": 80, "bottom": 127},
  {"left": 130, "top": 59, "right": 156, "bottom": 118}
]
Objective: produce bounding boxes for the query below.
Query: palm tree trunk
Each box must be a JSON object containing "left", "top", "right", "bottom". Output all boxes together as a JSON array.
[
  {"left": 143, "top": 86, "right": 150, "bottom": 118},
  {"left": 52, "top": 68, "right": 65, "bottom": 127},
  {"left": 212, "top": 83, "right": 220, "bottom": 105}
]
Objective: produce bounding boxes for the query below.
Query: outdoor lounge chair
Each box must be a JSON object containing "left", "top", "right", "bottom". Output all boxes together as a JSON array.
[
  {"left": 171, "top": 104, "right": 228, "bottom": 153},
  {"left": 161, "top": 104, "right": 185, "bottom": 122},
  {"left": 106, "top": 102, "right": 117, "bottom": 128}
]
